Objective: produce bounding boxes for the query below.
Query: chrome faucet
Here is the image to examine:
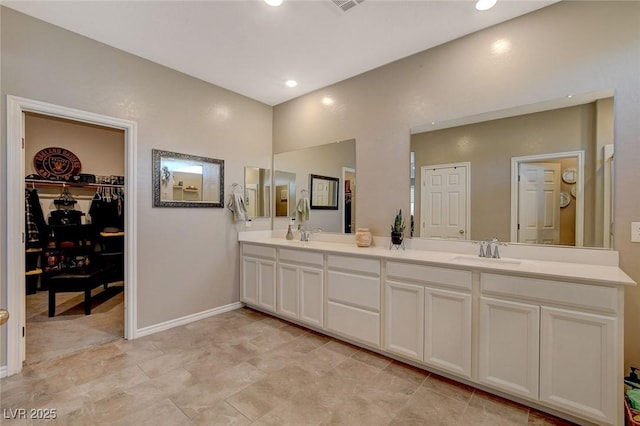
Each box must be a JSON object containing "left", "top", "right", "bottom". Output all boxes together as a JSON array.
[
  {"left": 476, "top": 237, "right": 505, "bottom": 259},
  {"left": 300, "top": 227, "right": 322, "bottom": 242}
]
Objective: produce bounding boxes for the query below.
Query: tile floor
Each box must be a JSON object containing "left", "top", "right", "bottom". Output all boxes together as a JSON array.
[
  {"left": 25, "top": 283, "right": 124, "bottom": 365},
  {"left": 1, "top": 307, "right": 577, "bottom": 425}
]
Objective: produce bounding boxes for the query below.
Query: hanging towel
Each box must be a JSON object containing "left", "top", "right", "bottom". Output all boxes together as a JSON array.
[
  {"left": 297, "top": 197, "right": 310, "bottom": 222},
  {"left": 227, "top": 192, "right": 248, "bottom": 222}
]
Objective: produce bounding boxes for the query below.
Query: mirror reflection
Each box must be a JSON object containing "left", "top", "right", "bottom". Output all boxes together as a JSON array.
[
  {"left": 152, "top": 149, "right": 224, "bottom": 208},
  {"left": 274, "top": 171, "right": 296, "bottom": 217},
  {"left": 273, "top": 139, "right": 356, "bottom": 233},
  {"left": 410, "top": 92, "right": 614, "bottom": 248},
  {"left": 244, "top": 167, "right": 271, "bottom": 218},
  {"left": 310, "top": 174, "right": 339, "bottom": 210}
]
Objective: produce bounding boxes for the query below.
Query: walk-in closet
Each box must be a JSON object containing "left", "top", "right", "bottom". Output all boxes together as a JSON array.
[{"left": 23, "top": 112, "right": 126, "bottom": 365}]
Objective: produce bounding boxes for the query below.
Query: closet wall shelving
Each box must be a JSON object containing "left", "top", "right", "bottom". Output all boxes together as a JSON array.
[{"left": 26, "top": 179, "right": 124, "bottom": 189}]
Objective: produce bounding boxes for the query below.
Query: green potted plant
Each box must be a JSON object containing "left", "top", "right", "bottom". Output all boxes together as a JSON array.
[{"left": 390, "top": 209, "right": 406, "bottom": 245}]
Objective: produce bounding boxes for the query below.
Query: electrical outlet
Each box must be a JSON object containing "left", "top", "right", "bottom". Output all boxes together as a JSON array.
[{"left": 632, "top": 222, "right": 640, "bottom": 242}]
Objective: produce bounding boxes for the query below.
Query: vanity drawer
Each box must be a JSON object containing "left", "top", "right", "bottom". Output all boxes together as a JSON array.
[
  {"left": 386, "top": 261, "right": 472, "bottom": 291},
  {"left": 279, "top": 248, "right": 323, "bottom": 266},
  {"left": 242, "top": 243, "right": 276, "bottom": 260},
  {"left": 327, "top": 301, "right": 380, "bottom": 347},
  {"left": 328, "top": 270, "right": 380, "bottom": 311},
  {"left": 481, "top": 273, "right": 618, "bottom": 313},
  {"left": 328, "top": 254, "right": 380, "bottom": 276}
]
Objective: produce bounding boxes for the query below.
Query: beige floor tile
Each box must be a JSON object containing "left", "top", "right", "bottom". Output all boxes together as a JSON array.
[
  {"left": 225, "top": 381, "right": 287, "bottom": 421},
  {"left": 527, "top": 410, "right": 578, "bottom": 425},
  {"left": 351, "top": 348, "right": 393, "bottom": 370},
  {"left": 110, "top": 398, "right": 192, "bottom": 426},
  {"left": 391, "top": 386, "right": 468, "bottom": 425},
  {"left": 294, "top": 345, "right": 351, "bottom": 376},
  {"left": 185, "top": 400, "right": 251, "bottom": 425},
  {"left": 421, "top": 373, "right": 475, "bottom": 403},
  {"left": 4, "top": 307, "right": 574, "bottom": 426},
  {"left": 460, "top": 390, "right": 530, "bottom": 425}
]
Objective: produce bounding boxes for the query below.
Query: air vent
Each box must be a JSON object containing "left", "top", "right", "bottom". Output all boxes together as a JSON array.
[{"left": 331, "top": 0, "right": 365, "bottom": 13}]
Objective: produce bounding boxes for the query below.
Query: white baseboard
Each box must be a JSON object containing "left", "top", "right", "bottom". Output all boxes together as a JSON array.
[
  {"left": 0, "top": 365, "right": 8, "bottom": 378},
  {"left": 134, "top": 302, "right": 243, "bottom": 338}
]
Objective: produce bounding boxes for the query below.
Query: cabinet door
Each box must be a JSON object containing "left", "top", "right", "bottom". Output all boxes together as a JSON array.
[
  {"left": 384, "top": 280, "right": 424, "bottom": 360},
  {"left": 479, "top": 297, "right": 540, "bottom": 400},
  {"left": 299, "top": 266, "right": 323, "bottom": 327},
  {"left": 277, "top": 263, "right": 299, "bottom": 319},
  {"left": 424, "top": 288, "right": 471, "bottom": 378},
  {"left": 257, "top": 260, "right": 276, "bottom": 312},
  {"left": 540, "top": 307, "right": 616, "bottom": 424},
  {"left": 241, "top": 257, "right": 258, "bottom": 305}
]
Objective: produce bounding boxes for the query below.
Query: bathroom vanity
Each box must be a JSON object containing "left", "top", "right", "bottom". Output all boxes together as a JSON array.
[{"left": 238, "top": 230, "right": 634, "bottom": 426}]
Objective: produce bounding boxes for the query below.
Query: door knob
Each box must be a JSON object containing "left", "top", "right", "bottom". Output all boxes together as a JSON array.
[
  {"left": 459, "top": 230, "right": 465, "bottom": 234},
  {"left": 0, "top": 309, "right": 9, "bottom": 326}
]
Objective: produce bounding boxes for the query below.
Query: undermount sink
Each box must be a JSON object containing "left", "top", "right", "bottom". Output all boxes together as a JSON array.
[{"left": 449, "top": 255, "right": 522, "bottom": 266}]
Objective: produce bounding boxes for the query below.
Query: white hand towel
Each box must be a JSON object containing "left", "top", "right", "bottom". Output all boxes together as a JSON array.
[
  {"left": 297, "top": 197, "right": 310, "bottom": 222},
  {"left": 227, "top": 192, "right": 248, "bottom": 222}
]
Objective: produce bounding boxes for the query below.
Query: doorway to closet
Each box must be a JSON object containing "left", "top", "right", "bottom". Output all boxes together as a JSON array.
[
  {"left": 5, "top": 96, "right": 138, "bottom": 376},
  {"left": 23, "top": 112, "right": 126, "bottom": 365}
]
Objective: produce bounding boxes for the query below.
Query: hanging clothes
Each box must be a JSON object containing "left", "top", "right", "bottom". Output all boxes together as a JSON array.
[
  {"left": 227, "top": 192, "right": 248, "bottom": 222},
  {"left": 25, "top": 188, "right": 47, "bottom": 247},
  {"left": 89, "top": 187, "right": 125, "bottom": 232}
]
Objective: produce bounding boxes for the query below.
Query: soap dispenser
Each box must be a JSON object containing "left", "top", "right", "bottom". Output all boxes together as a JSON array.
[{"left": 286, "top": 224, "right": 294, "bottom": 240}]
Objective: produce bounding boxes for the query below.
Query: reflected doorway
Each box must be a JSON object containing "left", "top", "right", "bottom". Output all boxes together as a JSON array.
[
  {"left": 342, "top": 167, "right": 355, "bottom": 233},
  {"left": 511, "top": 151, "right": 584, "bottom": 246}
]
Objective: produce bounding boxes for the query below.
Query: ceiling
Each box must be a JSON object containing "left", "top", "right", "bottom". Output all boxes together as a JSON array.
[{"left": 3, "top": 0, "right": 557, "bottom": 106}]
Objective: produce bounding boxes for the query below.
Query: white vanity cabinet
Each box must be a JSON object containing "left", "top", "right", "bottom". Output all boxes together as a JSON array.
[
  {"left": 277, "top": 248, "right": 324, "bottom": 327},
  {"left": 384, "top": 261, "right": 472, "bottom": 378},
  {"left": 241, "top": 244, "right": 277, "bottom": 313},
  {"left": 327, "top": 254, "right": 381, "bottom": 347},
  {"left": 478, "top": 296, "right": 540, "bottom": 400},
  {"left": 480, "top": 273, "right": 620, "bottom": 425}
]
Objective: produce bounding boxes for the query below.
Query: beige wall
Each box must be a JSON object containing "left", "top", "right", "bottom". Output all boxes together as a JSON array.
[
  {"left": 411, "top": 103, "right": 598, "bottom": 245},
  {"left": 1, "top": 6, "right": 273, "bottom": 365},
  {"left": 273, "top": 2, "right": 640, "bottom": 368}
]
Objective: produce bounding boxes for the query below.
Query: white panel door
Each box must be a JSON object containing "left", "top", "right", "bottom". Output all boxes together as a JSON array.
[
  {"left": 257, "top": 260, "right": 276, "bottom": 312},
  {"left": 479, "top": 297, "right": 540, "bottom": 400},
  {"left": 421, "top": 165, "right": 468, "bottom": 239},
  {"left": 384, "top": 280, "right": 424, "bottom": 361},
  {"left": 277, "top": 263, "right": 299, "bottom": 319},
  {"left": 518, "top": 162, "right": 561, "bottom": 244},
  {"left": 241, "top": 257, "right": 258, "bottom": 305},
  {"left": 299, "top": 266, "right": 324, "bottom": 327},
  {"left": 424, "top": 288, "right": 472, "bottom": 378},
  {"left": 540, "top": 307, "right": 616, "bottom": 424}
]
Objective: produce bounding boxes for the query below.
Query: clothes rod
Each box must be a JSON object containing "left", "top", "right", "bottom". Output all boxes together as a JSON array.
[{"left": 25, "top": 179, "right": 124, "bottom": 189}]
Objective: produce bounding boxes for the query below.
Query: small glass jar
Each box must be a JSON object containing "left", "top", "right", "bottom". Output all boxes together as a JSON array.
[{"left": 355, "top": 228, "right": 372, "bottom": 247}]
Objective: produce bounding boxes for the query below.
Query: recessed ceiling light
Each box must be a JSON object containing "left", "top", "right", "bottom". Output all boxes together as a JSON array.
[
  {"left": 265, "top": 0, "right": 283, "bottom": 7},
  {"left": 285, "top": 80, "right": 298, "bottom": 88},
  {"left": 476, "top": 0, "right": 497, "bottom": 11}
]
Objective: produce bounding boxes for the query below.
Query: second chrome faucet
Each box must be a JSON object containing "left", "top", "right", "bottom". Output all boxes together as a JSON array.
[{"left": 476, "top": 237, "right": 505, "bottom": 259}]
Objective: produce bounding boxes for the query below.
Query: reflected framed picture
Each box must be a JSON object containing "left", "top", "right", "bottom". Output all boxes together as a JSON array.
[{"left": 310, "top": 174, "right": 339, "bottom": 210}]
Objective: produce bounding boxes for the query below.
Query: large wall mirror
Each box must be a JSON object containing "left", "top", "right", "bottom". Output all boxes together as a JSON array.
[
  {"left": 244, "top": 167, "right": 271, "bottom": 218},
  {"left": 152, "top": 149, "right": 224, "bottom": 207},
  {"left": 410, "top": 90, "right": 614, "bottom": 249},
  {"left": 273, "top": 139, "right": 356, "bottom": 233}
]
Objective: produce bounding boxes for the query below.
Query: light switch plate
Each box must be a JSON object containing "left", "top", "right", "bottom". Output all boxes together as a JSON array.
[{"left": 632, "top": 222, "right": 640, "bottom": 242}]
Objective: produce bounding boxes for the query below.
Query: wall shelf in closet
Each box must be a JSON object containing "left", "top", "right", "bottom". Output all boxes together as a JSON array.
[{"left": 25, "top": 179, "right": 124, "bottom": 189}]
